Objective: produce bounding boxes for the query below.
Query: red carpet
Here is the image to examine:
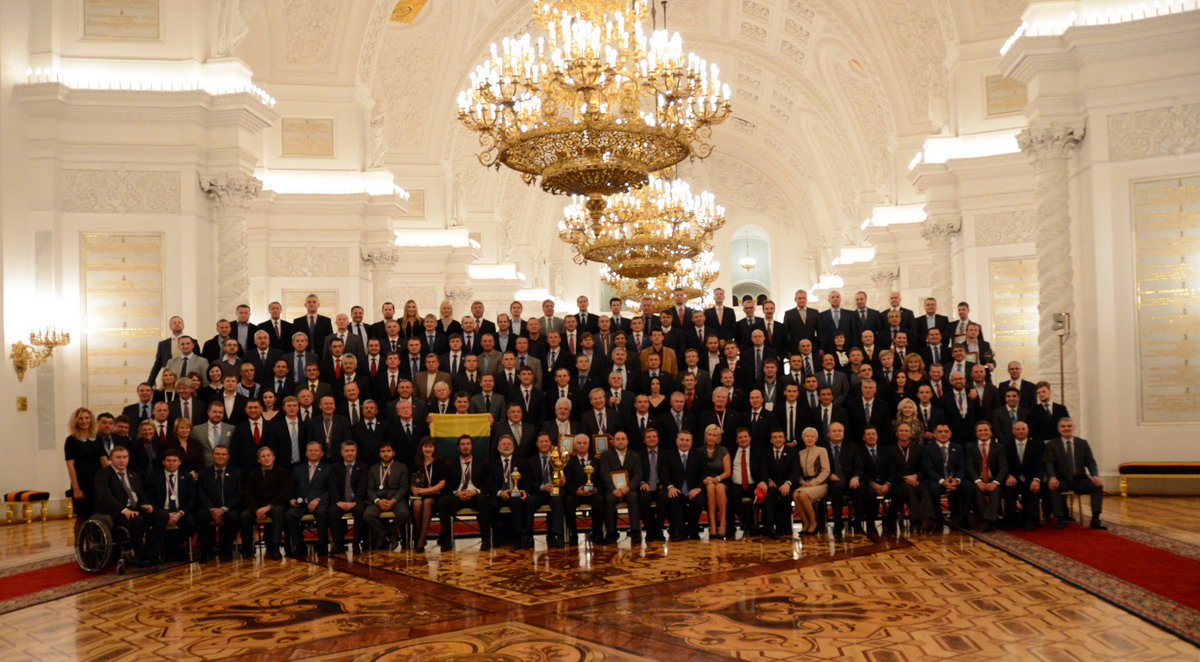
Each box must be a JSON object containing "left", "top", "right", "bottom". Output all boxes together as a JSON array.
[
  {"left": 0, "top": 561, "right": 93, "bottom": 602},
  {"left": 1009, "top": 523, "right": 1200, "bottom": 611}
]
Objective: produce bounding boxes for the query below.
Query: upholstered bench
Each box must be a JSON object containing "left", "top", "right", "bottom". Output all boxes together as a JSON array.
[
  {"left": 1118, "top": 463, "right": 1200, "bottom": 496},
  {"left": 5, "top": 490, "right": 50, "bottom": 524}
]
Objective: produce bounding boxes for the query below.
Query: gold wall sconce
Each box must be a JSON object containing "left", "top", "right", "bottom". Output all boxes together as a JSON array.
[{"left": 11, "top": 328, "right": 70, "bottom": 381}]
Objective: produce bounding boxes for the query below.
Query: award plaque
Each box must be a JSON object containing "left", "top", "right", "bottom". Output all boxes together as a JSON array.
[
  {"left": 592, "top": 434, "right": 610, "bottom": 455},
  {"left": 964, "top": 351, "right": 979, "bottom": 364},
  {"left": 610, "top": 469, "right": 630, "bottom": 491},
  {"left": 559, "top": 435, "right": 574, "bottom": 455}
]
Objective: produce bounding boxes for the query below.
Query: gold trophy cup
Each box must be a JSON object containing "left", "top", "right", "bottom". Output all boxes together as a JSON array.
[
  {"left": 549, "top": 447, "right": 567, "bottom": 496},
  {"left": 509, "top": 469, "right": 522, "bottom": 498},
  {"left": 583, "top": 464, "right": 595, "bottom": 492}
]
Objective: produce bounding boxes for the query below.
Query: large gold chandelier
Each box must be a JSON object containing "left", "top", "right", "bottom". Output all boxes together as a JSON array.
[
  {"left": 558, "top": 173, "right": 724, "bottom": 278},
  {"left": 456, "top": 0, "right": 731, "bottom": 223},
  {"left": 601, "top": 251, "right": 720, "bottom": 307}
]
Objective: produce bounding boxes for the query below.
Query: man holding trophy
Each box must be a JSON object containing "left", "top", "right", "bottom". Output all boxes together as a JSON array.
[
  {"left": 525, "top": 433, "right": 567, "bottom": 547},
  {"left": 565, "top": 433, "right": 606, "bottom": 545},
  {"left": 488, "top": 435, "right": 531, "bottom": 549}
]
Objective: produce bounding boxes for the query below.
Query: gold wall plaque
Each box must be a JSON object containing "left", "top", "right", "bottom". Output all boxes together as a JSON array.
[
  {"left": 1134, "top": 176, "right": 1200, "bottom": 424},
  {"left": 985, "top": 75, "right": 1028, "bottom": 116},
  {"left": 283, "top": 289, "right": 339, "bottom": 322},
  {"left": 81, "top": 233, "right": 165, "bottom": 415},
  {"left": 83, "top": 0, "right": 160, "bottom": 40},
  {"left": 989, "top": 256, "right": 1040, "bottom": 379},
  {"left": 390, "top": 0, "right": 428, "bottom": 23},
  {"left": 281, "top": 117, "right": 335, "bottom": 157}
]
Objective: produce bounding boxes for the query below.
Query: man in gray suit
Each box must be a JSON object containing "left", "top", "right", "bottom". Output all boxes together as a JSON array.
[
  {"left": 815, "top": 354, "right": 850, "bottom": 406},
  {"left": 538, "top": 299, "right": 564, "bottom": 335},
  {"left": 165, "top": 336, "right": 209, "bottom": 384},
  {"left": 469, "top": 374, "right": 507, "bottom": 422},
  {"left": 363, "top": 441, "right": 410, "bottom": 550},
  {"left": 1045, "top": 418, "right": 1106, "bottom": 530},
  {"left": 281, "top": 332, "right": 320, "bottom": 382},
  {"left": 192, "top": 400, "right": 235, "bottom": 467},
  {"left": 324, "top": 313, "right": 367, "bottom": 365}
]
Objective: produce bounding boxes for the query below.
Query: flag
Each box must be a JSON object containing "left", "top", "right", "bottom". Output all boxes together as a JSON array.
[{"left": 429, "top": 413, "right": 492, "bottom": 462}]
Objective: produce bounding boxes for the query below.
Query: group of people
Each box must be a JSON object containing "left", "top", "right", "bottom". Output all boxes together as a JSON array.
[{"left": 63, "top": 288, "right": 1106, "bottom": 565}]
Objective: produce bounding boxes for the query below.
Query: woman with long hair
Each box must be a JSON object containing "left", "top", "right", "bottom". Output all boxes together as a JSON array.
[
  {"left": 409, "top": 437, "right": 448, "bottom": 552},
  {"left": 64, "top": 407, "right": 102, "bottom": 531},
  {"left": 168, "top": 418, "right": 204, "bottom": 477},
  {"left": 399, "top": 300, "right": 422, "bottom": 338}
]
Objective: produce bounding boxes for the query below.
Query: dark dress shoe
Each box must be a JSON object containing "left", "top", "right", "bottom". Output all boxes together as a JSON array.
[
  {"left": 1055, "top": 517, "right": 1068, "bottom": 529},
  {"left": 439, "top": 540, "right": 453, "bottom": 552},
  {"left": 219, "top": 552, "right": 234, "bottom": 562},
  {"left": 628, "top": 531, "right": 642, "bottom": 544},
  {"left": 980, "top": 521, "right": 995, "bottom": 533},
  {"left": 1089, "top": 517, "right": 1108, "bottom": 530},
  {"left": 267, "top": 548, "right": 282, "bottom": 560},
  {"left": 865, "top": 529, "right": 881, "bottom": 543},
  {"left": 480, "top": 540, "right": 493, "bottom": 551}
]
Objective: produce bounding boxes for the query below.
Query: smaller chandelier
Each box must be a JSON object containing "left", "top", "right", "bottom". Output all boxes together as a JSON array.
[
  {"left": 559, "top": 174, "right": 724, "bottom": 279},
  {"left": 738, "top": 229, "right": 757, "bottom": 270},
  {"left": 601, "top": 251, "right": 720, "bottom": 308}
]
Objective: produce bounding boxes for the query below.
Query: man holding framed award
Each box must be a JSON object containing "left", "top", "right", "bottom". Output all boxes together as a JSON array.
[{"left": 599, "top": 431, "right": 643, "bottom": 545}]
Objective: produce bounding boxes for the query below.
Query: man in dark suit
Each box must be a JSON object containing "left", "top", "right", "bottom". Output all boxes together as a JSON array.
[
  {"left": 825, "top": 423, "right": 863, "bottom": 538},
  {"left": 364, "top": 441, "right": 411, "bottom": 550},
  {"left": 666, "top": 289, "right": 697, "bottom": 333},
  {"left": 148, "top": 316, "right": 186, "bottom": 385},
  {"left": 846, "top": 380, "right": 893, "bottom": 445},
  {"left": 293, "top": 294, "right": 334, "bottom": 355},
  {"left": 854, "top": 427, "right": 892, "bottom": 541},
  {"left": 918, "top": 328, "right": 950, "bottom": 369},
  {"left": 783, "top": 290, "right": 819, "bottom": 354},
  {"left": 258, "top": 301, "right": 295, "bottom": 352},
  {"left": 540, "top": 397, "right": 582, "bottom": 444},
  {"left": 1001, "top": 421, "right": 1044, "bottom": 531},
  {"left": 351, "top": 401, "right": 388, "bottom": 462},
  {"left": 123, "top": 383, "right": 158, "bottom": 423},
  {"left": 762, "top": 429, "right": 799, "bottom": 537},
  {"left": 1029, "top": 382, "right": 1071, "bottom": 442},
  {"left": 816, "top": 354, "right": 850, "bottom": 406},
  {"left": 697, "top": 387, "right": 742, "bottom": 450},
  {"left": 202, "top": 319, "right": 240, "bottom": 364},
  {"left": 245, "top": 330, "right": 283, "bottom": 386},
  {"left": 281, "top": 332, "right": 321, "bottom": 383},
  {"left": 664, "top": 429, "right": 705, "bottom": 539},
  {"left": 143, "top": 450, "right": 196, "bottom": 561},
  {"left": 997, "top": 361, "right": 1038, "bottom": 412},
  {"left": 775, "top": 383, "right": 814, "bottom": 446},
  {"left": 581, "top": 388, "right": 621, "bottom": 440},
  {"left": 244, "top": 445, "right": 292, "bottom": 560},
  {"left": 597, "top": 430, "right": 643, "bottom": 544},
  {"left": 886, "top": 423, "right": 932, "bottom": 533},
  {"left": 963, "top": 421, "right": 1008, "bottom": 530},
  {"left": 684, "top": 309, "right": 718, "bottom": 357},
  {"left": 573, "top": 295, "right": 601, "bottom": 335},
  {"left": 564, "top": 433, "right": 606, "bottom": 543},
  {"left": 285, "top": 441, "right": 333, "bottom": 555},
  {"left": 386, "top": 400, "right": 427, "bottom": 464},
  {"left": 967, "top": 365, "right": 1001, "bottom": 421},
  {"left": 368, "top": 301, "right": 398, "bottom": 340},
  {"left": 329, "top": 439, "right": 369, "bottom": 553},
  {"left": 704, "top": 288, "right": 738, "bottom": 341},
  {"left": 168, "top": 379, "right": 206, "bottom": 426},
  {"left": 655, "top": 392, "right": 696, "bottom": 450},
  {"left": 760, "top": 301, "right": 788, "bottom": 356},
  {"left": 1044, "top": 418, "right": 1106, "bottom": 530},
  {"left": 270, "top": 397, "right": 306, "bottom": 468},
  {"left": 818, "top": 291, "right": 855, "bottom": 354},
  {"left": 915, "top": 297, "right": 951, "bottom": 346},
  {"left": 229, "top": 400, "right": 276, "bottom": 473},
  {"left": 635, "top": 427, "right": 672, "bottom": 542},
  {"left": 921, "top": 424, "right": 965, "bottom": 530},
  {"left": 742, "top": 391, "right": 774, "bottom": 451},
  {"left": 524, "top": 433, "right": 567, "bottom": 545},
  {"left": 491, "top": 402, "right": 537, "bottom": 458},
  {"left": 93, "top": 446, "right": 167, "bottom": 566},
  {"left": 736, "top": 300, "right": 766, "bottom": 349},
  {"left": 990, "top": 388, "right": 1031, "bottom": 443},
  {"left": 309, "top": 395, "right": 353, "bottom": 459},
  {"left": 607, "top": 298, "right": 631, "bottom": 335},
  {"left": 878, "top": 292, "right": 917, "bottom": 342},
  {"left": 487, "top": 435, "right": 532, "bottom": 549},
  {"left": 940, "top": 373, "right": 978, "bottom": 445},
  {"left": 850, "top": 291, "right": 885, "bottom": 342},
  {"left": 195, "top": 444, "right": 245, "bottom": 561},
  {"left": 437, "top": 435, "right": 494, "bottom": 551}
]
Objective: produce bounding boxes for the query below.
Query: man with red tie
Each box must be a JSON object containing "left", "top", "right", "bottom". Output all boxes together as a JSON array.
[{"left": 231, "top": 400, "right": 276, "bottom": 473}]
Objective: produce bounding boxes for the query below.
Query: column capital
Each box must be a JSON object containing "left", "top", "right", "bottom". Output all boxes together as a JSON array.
[
  {"left": 445, "top": 286, "right": 474, "bottom": 302},
  {"left": 361, "top": 246, "right": 402, "bottom": 268},
  {"left": 920, "top": 216, "right": 962, "bottom": 241},
  {"left": 870, "top": 266, "right": 900, "bottom": 287},
  {"left": 200, "top": 173, "right": 261, "bottom": 213},
  {"left": 1016, "top": 121, "right": 1086, "bottom": 166}
]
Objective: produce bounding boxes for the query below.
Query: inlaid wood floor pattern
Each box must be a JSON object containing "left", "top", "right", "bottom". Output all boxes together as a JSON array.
[{"left": 0, "top": 497, "right": 1196, "bottom": 660}]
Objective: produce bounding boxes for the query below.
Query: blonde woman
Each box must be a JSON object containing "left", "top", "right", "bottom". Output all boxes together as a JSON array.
[
  {"left": 437, "top": 300, "right": 462, "bottom": 337},
  {"left": 701, "top": 424, "right": 731, "bottom": 540},
  {"left": 64, "top": 407, "right": 102, "bottom": 528},
  {"left": 168, "top": 418, "right": 204, "bottom": 477},
  {"left": 399, "top": 299, "right": 422, "bottom": 338},
  {"left": 793, "top": 427, "right": 830, "bottom": 535},
  {"left": 892, "top": 397, "right": 926, "bottom": 442}
]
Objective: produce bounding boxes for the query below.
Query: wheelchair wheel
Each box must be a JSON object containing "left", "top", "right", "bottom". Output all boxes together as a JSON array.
[
  {"left": 116, "top": 558, "right": 126, "bottom": 575},
  {"left": 76, "top": 517, "right": 114, "bottom": 573}
]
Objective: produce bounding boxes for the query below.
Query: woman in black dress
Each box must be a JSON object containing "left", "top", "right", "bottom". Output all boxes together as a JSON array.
[
  {"left": 409, "top": 437, "right": 448, "bottom": 552},
  {"left": 63, "top": 407, "right": 103, "bottom": 533}
]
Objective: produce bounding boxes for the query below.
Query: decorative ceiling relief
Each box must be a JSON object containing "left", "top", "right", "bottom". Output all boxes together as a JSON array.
[{"left": 285, "top": 0, "right": 339, "bottom": 64}]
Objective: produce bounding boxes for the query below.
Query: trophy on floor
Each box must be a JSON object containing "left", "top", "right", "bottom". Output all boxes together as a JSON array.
[
  {"left": 549, "top": 447, "right": 567, "bottom": 495},
  {"left": 509, "top": 469, "right": 523, "bottom": 498},
  {"left": 583, "top": 464, "right": 595, "bottom": 493}
]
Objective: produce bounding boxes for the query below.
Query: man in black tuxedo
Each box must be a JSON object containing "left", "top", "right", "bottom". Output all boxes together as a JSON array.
[
  {"left": 664, "top": 430, "right": 705, "bottom": 539},
  {"left": 1029, "top": 382, "right": 1071, "bottom": 442},
  {"left": 761, "top": 301, "right": 788, "bottom": 356},
  {"left": 1045, "top": 418, "right": 1106, "bottom": 530},
  {"left": 854, "top": 427, "right": 892, "bottom": 541},
  {"left": 244, "top": 445, "right": 292, "bottom": 560},
  {"left": 293, "top": 295, "right": 334, "bottom": 356},
  {"left": 329, "top": 440, "right": 369, "bottom": 553},
  {"left": 95, "top": 446, "right": 168, "bottom": 566},
  {"left": 762, "top": 429, "right": 799, "bottom": 537},
  {"left": 915, "top": 297, "right": 951, "bottom": 346},
  {"left": 437, "top": 435, "right": 494, "bottom": 551},
  {"left": 259, "top": 301, "right": 295, "bottom": 352},
  {"left": 775, "top": 383, "right": 813, "bottom": 447},
  {"left": 195, "top": 445, "right": 245, "bottom": 561},
  {"left": 1001, "top": 421, "right": 1044, "bottom": 531},
  {"left": 825, "top": 422, "right": 863, "bottom": 538},
  {"left": 997, "top": 361, "right": 1038, "bottom": 412},
  {"left": 818, "top": 291, "right": 855, "bottom": 354},
  {"left": 487, "top": 435, "right": 531, "bottom": 549},
  {"left": 607, "top": 298, "right": 632, "bottom": 335}
]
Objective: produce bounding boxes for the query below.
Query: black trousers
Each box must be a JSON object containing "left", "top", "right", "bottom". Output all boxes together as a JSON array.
[
  {"left": 116, "top": 509, "right": 168, "bottom": 561},
  {"left": 329, "top": 502, "right": 368, "bottom": 546},
  {"left": 437, "top": 494, "right": 494, "bottom": 541},
  {"left": 196, "top": 507, "right": 246, "bottom": 555},
  {"left": 525, "top": 491, "right": 565, "bottom": 539},
  {"left": 667, "top": 490, "right": 705, "bottom": 537},
  {"left": 637, "top": 486, "right": 670, "bottom": 534},
  {"left": 565, "top": 490, "right": 606, "bottom": 539},
  {"left": 1003, "top": 479, "right": 1040, "bottom": 525}
]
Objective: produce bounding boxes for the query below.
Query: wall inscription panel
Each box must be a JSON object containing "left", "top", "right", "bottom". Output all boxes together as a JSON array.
[
  {"left": 1133, "top": 176, "right": 1200, "bottom": 424},
  {"left": 281, "top": 117, "right": 335, "bottom": 157},
  {"left": 989, "top": 257, "right": 1040, "bottom": 379},
  {"left": 81, "top": 233, "right": 165, "bottom": 414},
  {"left": 83, "top": 0, "right": 160, "bottom": 40},
  {"left": 985, "top": 75, "right": 1027, "bottom": 116}
]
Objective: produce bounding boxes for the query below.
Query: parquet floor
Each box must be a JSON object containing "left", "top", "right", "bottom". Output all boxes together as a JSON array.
[{"left": 0, "top": 497, "right": 1196, "bottom": 660}]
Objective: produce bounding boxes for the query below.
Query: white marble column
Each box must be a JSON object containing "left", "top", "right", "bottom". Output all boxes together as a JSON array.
[
  {"left": 1017, "top": 122, "right": 1085, "bottom": 407},
  {"left": 361, "top": 246, "right": 402, "bottom": 313},
  {"left": 870, "top": 266, "right": 900, "bottom": 302},
  {"left": 920, "top": 215, "right": 961, "bottom": 309},
  {"left": 201, "top": 173, "right": 261, "bottom": 316}
]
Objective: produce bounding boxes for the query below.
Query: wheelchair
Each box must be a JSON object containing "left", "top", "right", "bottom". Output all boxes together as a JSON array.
[{"left": 75, "top": 514, "right": 133, "bottom": 574}]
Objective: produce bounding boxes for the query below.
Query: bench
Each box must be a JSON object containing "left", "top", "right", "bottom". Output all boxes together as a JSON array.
[
  {"left": 1119, "top": 463, "right": 1200, "bottom": 497},
  {"left": 4, "top": 491, "right": 50, "bottom": 524}
]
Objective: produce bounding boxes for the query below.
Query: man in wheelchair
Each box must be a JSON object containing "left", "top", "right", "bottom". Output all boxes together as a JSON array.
[{"left": 94, "top": 446, "right": 168, "bottom": 567}]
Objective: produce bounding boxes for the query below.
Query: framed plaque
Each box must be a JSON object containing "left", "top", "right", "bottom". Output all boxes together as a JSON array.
[
  {"left": 964, "top": 352, "right": 980, "bottom": 364},
  {"left": 592, "top": 434, "right": 610, "bottom": 455},
  {"left": 610, "top": 469, "right": 630, "bottom": 491},
  {"left": 559, "top": 435, "right": 574, "bottom": 455}
]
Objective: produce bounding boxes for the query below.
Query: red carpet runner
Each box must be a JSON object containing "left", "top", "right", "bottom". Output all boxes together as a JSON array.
[{"left": 0, "top": 561, "right": 92, "bottom": 602}]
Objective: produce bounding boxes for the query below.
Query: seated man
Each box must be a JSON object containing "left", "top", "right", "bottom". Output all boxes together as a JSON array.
[
  {"left": 665, "top": 429, "right": 706, "bottom": 540},
  {"left": 93, "top": 446, "right": 167, "bottom": 567},
  {"left": 329, "top": 439, "right": 369, "bottom": 553},
  {"left": 195, "top": 444, "right": 245, "bottom": 561},
  {"left": 1002, "top": 421, "right": 1044, "bottom": 531},
  {"left": 825, "top": 422, "right": 863, "bottom": 538},
  {"left": 762, "top": 428, "right": 799, "bottom": 538},
  {"left": 144, "top": 449, "right": 196, "bottom": 561},
  {"left": 636, "top": 427, "right": 671, "bottom": 542},
  {"left": 853, "top": 427, "right": 890, "bottom": 542},
  {"left": 921, "top": 423, "right": 965, "bottom": 531},
  {"left": 885, "top": 422, "right": 932, "bottom": 534},
  {"left": 525, "top": 433, "right": 566, "bottom": 546},
  {"left": 437, "top": 435, "right": 494, "bottom": 551},
  {"left": 284, "top": 441, "right": 333, "bottom": 556},
  {"left": 363, "top": 441, "right": 411, "bottom": 550},
  {"left": 564, "top": 433, "right": 606, "bottom": 544},
  {"left": 244, "top": 446, "right": 292, "bottom": 560},
  {"left": 488, "top": 435, "right": 531, "bottom": 549},
  {"left": 964, "top": 421, "right": 1008, "bottom": 531},
  {"left": 1045, "top": 418, "right": 1106, "bottom": 530},
  {"left": 598, "top": 430, "right": 643, "bottom": 544},
  {"left": 726, "top": 427, "right": 769, "bottom": 538}
]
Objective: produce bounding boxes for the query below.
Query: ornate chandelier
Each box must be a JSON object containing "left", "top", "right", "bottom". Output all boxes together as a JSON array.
[
  {"left": 558, "top": 173, "right": 724, "bottom": 278},
  {"left": 456, "top": 0, "right": 731, "bottom": 223},
  {"left": 601, "top": 251, "right": 720, "bottom": 307}
]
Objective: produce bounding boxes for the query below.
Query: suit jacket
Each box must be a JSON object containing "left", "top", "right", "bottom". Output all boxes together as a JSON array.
[
  {"left": 997, "top": 379, "right": 1038, "bottom": 412},
  {"left": 169, "top": 398, "right": 207, "bottom": 427},
  {"left": 245, "top": 348, "right": 284, "bottom": 385},
  {"left": 704, "top": 306, "right": 737, "bottom": 341},
  {"left": 290, "top": 462, "right": 333, "bottom": 502},
  {"left": 258, "top": 318, "right": 296, "bottom": 352},
  {"left": 366, "top": 460, "right": 410, "bottom": 502},
  {"left": 192, "top": 421, "right": 234, "bottom": 467},
  {"left": 540, "top": 418, "right": 582, "bottom": 446},
  {"left": 878, "top": 306, "right": 917, "bottom": 341},
  {"left": 846, "top": 397, "right": 895, "bottom": 445},
  {"left": 1002, "top": 437, "right": 1045, "bottom": 484},
  {"left": 487, "top": 454, "right": 529, "bottom": 495},
  {"left": 230, "top": 418, "right": 279, "bottom": 473},
  {"left": 165, "top": 354, "right": 209, "bottom": 384},
  {"left": 696, "top": 408, "right": 742, "bottom": 449},
  {"left": 918, "top": 344, "right": 951, "bottom": 369},
  {"left": 148, "top": 336, "right": 177, "bottom": 384},
  {"left": 537, "top": 315, "right": 565, "bottom": 336},
  {"left": 1044, "top": 437, "right": 1099, "bottom": 480},
  {"left": 144, "top": 469, "right": 197, "bottom": 513},
  {"left": 849, "top": 308, "right": 885, "bottom": 342},
  {"left": 451, "top": 370, "right": 485, "bottom": 396},
  {"left": 816, "top": 370, "right": 850, "bottom": 406},
  {"left": 774, "top": 401, "right": 815, "bottom": 444},
  {"left": 202, "top": 335, "right": 242, "bottom": 364},
  {"left": 329, "top": 460, "right": 369, "bottom": 504},
  {"left": 417, "top": 332, "right": 448, "bottom": 357},
  {"left": 514, "top": 355, "right": 544, "bottom": 390},
  {"left": 655, "top": 409, "right": 697, "bottom": 449},
  {"left": 212, "top": 393, "right": 250, "bottom": 426},
  {"left": 281, "top": 350, "right": 321, "bottom": 381},
  {"left": 638, "top": 346, "right": 679, "bottom": 376},
  {"left": 469, "top": 391, "right": 507, "bottom": 422},
  {"left": 581, "top": 406, "right": 622, "bottom": 438},
  {"left": 859, "top": 444, "right": 893, "bottom": 486},
  {"left": 509, "top": 386, "right": 546, "bottom": 424},
  {"left": 444, "top": 456, "right": 489, "bottom": 494},
  {"left": 763, "top": 445, "right": 801, "bottom": 487},
  {"left": 1029, "top": 402, "right": 1071, "bottom": 443},
  {"left": 622, "top": 411, "right": 659, "bottom": 451},
  {"left": 122, "top": 400, "right": 157, "bottom": 423},
  {"left": 964, "top": 439, "right": 1009, "bottom": 485},
  {"left": 635, "top": 446, "right": 672, "bottom": 489},
  {"left": 990, "top": 406, "right": 1031, "bottom": 443},
  {"left": 915, "top": 314, "right": 951, "bottom": 345},
  {"left": 824, "top": 441, "right": 863, "bottom": 482},
  {"left": 294, "top": 381, "right": 333, "bottom": 403},
  {"left": 598, "top": 448, "right": 643, "bottom": 491},
  {"left": 306, "top": 415, "right": 354, "bottom": 457},
  {"left": 351, "top": 418, "right": 389, "bottom": 463},
  {"left": 683, "top": 325, "right": 719, "bottom": 356},
  {"left": 94, "top": 465, "right": 152, "bottom": 516},
  {"left": 666, "top": 305, "right": 696, "bottom": 331},
  {"left": 373, "top": 370, "right": 405, "bottom": 403},
  {"left": 736, "top": 316, "right": 767, "bottom": 348},
  {"left": 412, "top": 370, "right": 453, "bottom": 400},
  {"left": 818, "top": 309, "right": 855, "bottom": 353},
  {"left": 292, "top": 314, "right": 334, "bottom": 356},
  {"left": 490, "top": 420, "right": 537, "bottom": 457},
  {"left": 782, "top": 307, "right": 819, "bottom": 352},
  {"left": 244, "top": 465, "right": 292, "bottom": 511},
  {"left": 886, "top": 442, "right": 924, "bottom": 484},
  {"left": 939, "top": 390, "right": 979, "bottom": 445},
  {"left": 386, "top": 418, "right": 428, "bottom": 466},
  {"left": 196, "top": 464, "right": 244, "bottom": 511},
  {"left": 811, "top": 405, "right": 849, "bottom": 443},
  {"left": 968, "top": 383, "right": 1001, "bottom": 420},
  {"left": 920, "top": 442, "right": 965, "bottom": 484}
]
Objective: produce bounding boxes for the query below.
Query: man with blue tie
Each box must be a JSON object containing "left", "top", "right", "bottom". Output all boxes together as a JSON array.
[
  {"left": 285, "top": 441, "right": 332, "bottom": 556},
  {"left": 195, "top": 444, "right": 245, "bottom": 562},
  {"left": 922, "top": 423, "right": 965, "bottom": 531},
  {"left": 818, "top": 290, "right": 855, "bottom": 354}
]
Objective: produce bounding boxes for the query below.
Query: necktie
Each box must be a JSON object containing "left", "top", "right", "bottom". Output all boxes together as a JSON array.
[
  {"left": 460, "top": 461, "right": 471, "bottom": 490},
  {"left": 865, "top": 400, "right": 872, "bottom": 421},
  {"left": 344, "top": 465, "right": 353, "bottom": 501},
  {"left": 1045, "top": 403, "right": 1052, "bottom": 416},
  {"left": 168, "top": 474, "right": 177, "bottom": 510},
  {"left": 309, "top": 315, "right": 316, "bottom": 333},
  {"left": 756, "top": 348, "right": 762, "bottom": 374},
  {"left": 640, "top": 416, "right": 646, "bottom": 432},
  {"left": 159, "top": 423, "right": 166, "bottom": 441},
  {"left": 810, "top": 392, "right": 817, "bottom": 409},
  {"left": 484, "top": 394, "right": 491, "bottom": 411},
  {"left": 520, "top": 356, "right": 526, "bottom": 368},
  {"left": 957, "top": 391, "right": 965, "bottom": 415},
  {"left": 371, "top": 357, "right": 378, "bottom": 377},
  {"left": 451, "top": 355, "right": 458, "bottom": 375},
  {"left": 289, "top": 420, "right": 299, "bottom": 459},
  {"left": 141, "top": 404, "right": 148, "bottom": 418},
  {"left": 649, "top": 450, "right": 658, "bottom": 489},
  {"left": 740, "top": 450, "right": 750, "bottom": 489},
  {"left": 274, "top": 320, "right": 280, "bottom": 337},
  {"left": 680, "top": 452, "right": 689, "bottom": 492},
  {"left": 805, "top": 356, "right": 812, "bottom": 375},
  {"left": 598, "top": 411, "right": 606, "bottom": 431},
  {"left": 523, "top": 389, "right": 531, "bottom": 409},
  {"left": 216, "top": 469, "right": 225, "bottom": 507},
  {"left": 309, "top": 463, "right": 316, "bottom": 481},
  {"left": 833, "top": 309, "right": 840, "bottom": 326},
  {"left": 933, "top": 346, "right": 940, "bottom": 363},
  {"left": 119, "top": 471, "right": 135, "bottom": 506},
  {"left": 181, "top": 357, "right": 188, "bottom": 374},
  {"left": 211, "top": 424, "right": 219, "bottom": 449},
  {"left": 390, "top": 374, "right": 397, "bottom": 397},
  {"left": 335, "top": 357, "right": 342, "bottom": 379},
  {"left": 935, "top": 382, "right": 943, "bottom": 398},
  {"left": 569, "top": 335, "right": 576, "bottom": 353},
  {"left": 252, "top": 421, "right": 260, "bottom": 445},
  {"left": 822, "top": 408, "right": 829, "bottom": 429},
  {"left": 788, "top": 405, "right": 795, "bottom": 441},
  {"left": 1065, "top": 439, "right": 1075, "bottom": 476},
  {"left": 295, "top": 356, "right": 303, "bottom": 375},
  {"left": 860, "top": 309, "right": 866, "bottom": 322},
  {"left": 981, "top": 442, "right": 991, "bottom": 482},
  {"left": 405, "top": 422, "right": 412, "bottom": 436},
  {"left": 751, "top": 411, "right": 758, "bottom": 425},
  {"left": 1017, "top": 441, "right": 1025, "bottom": 463},
  {"left": 508, "top": 372, "right": 515, "bottom": 390},
  {"left": 440, "top": 401, "right": 447, "bottom": 414},
  {"left": 428, "top": 334, "right": 435, "bottom": 349},
  {"left": 549, "top": 350, "right": 556, "bottom": 366},
  {"left": 832, "top": 444, "right": 841, "bottom": 472},
  {"left": 941, "top": 445, "right": 949, "bottom": 476},
  {"left": 412, "top": 358, "right": 420, "bottom": 375},
  {"left": 183, "top": 400, "right": 190, "bottom": 420},
  {"left": 686, "top": 392, "right": 693, "bottom": 410},
  {"left": 1010, "top": 409, "right": 1017, "bottom": 424},
  {"left": 870, "top": 447, "right": 877, "bottom": 463},
  {"left": 351, "top": 402, "right": 359, "bottom": 425},
  {"left": 775, "top": 449, "right": 781, "bottom": 462},
  {"left": 675, "top": 411, "right": 682, "bottom": 429},
  {"left": 923, "top": 406, "right": 930, "bottom": 423},
  {"left": 542, "top": 456, "right": 550, "bottom": 482}
]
